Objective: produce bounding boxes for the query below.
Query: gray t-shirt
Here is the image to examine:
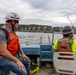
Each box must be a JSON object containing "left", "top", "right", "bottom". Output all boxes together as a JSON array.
[
  {"left": 0, "top": 24, "right": 11, "bottom": 44},
  {"left": 0, "top": 30, "right": 7, "bottom": 44}
]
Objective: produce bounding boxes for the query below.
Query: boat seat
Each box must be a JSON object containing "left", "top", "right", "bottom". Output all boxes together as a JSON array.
[
  {"left": 40, "top": 44, "right": 54, "bottom": 67},
  {"left": 53, "top": 52, "right": 76, "bottom": 75}
]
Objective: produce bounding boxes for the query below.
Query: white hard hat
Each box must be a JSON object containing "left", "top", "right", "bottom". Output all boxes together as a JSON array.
[{"left": 5, "top": 12, "right": 20, "bottom": 21}]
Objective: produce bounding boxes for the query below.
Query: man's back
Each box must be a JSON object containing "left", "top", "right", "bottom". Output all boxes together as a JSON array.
[
  {"left": 53, "top": 39, "right": 76, "bottom": 52},
  {"left": 57, "top": 39, "right": 72, "bottom": 52}
]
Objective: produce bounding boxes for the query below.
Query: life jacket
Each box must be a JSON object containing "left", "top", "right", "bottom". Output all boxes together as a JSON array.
[
  {"left": 57, "top": 39, "right": 73, "bottom": 52},
  {"left": 57, "top": 39, "right": 73, "bottom": 60},
  {"left": 0, "top": 29, "right": 20, "bottom": 56},
  {"left": 7, "top": 32, "right": 20, "bottom": 55}
]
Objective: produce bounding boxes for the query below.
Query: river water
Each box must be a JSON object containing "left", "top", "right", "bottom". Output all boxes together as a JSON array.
[{"left": 16, "top": 32, "right": 76, "bottom": 47}]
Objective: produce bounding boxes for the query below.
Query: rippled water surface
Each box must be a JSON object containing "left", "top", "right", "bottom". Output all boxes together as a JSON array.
[{"left": 16, "top": 32, "right": 76, "bottom": 47}]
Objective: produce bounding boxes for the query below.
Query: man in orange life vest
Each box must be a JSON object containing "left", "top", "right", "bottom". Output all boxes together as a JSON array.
[{"left": 0, "top": 12, "right": 31, "bottom": 75}]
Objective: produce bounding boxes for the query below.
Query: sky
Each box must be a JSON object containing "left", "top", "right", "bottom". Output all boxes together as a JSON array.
[{"left": 0, "top": 0, "right": 76, "bottom": 27}]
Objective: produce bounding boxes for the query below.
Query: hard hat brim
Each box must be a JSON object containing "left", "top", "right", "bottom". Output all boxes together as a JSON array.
[{"left": 62, "top": 31, "right": 73, "bottom": 34}]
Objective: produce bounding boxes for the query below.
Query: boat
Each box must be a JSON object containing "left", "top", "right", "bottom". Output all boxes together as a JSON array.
[{"left": 1, "top": 32, "right": 75, "bottom": 75}]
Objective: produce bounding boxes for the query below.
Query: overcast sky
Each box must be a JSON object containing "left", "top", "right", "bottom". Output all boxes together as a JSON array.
[{"left": 0, "top": 0, "right": 76, "bottom": 27}]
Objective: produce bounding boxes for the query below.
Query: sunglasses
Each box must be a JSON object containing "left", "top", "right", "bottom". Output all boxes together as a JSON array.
[
  {"left": 14, "top": 20, "right": 19, "bottom": 24},
  {"left": 6, "top": 20, "right": 19, "bottom": 24}
]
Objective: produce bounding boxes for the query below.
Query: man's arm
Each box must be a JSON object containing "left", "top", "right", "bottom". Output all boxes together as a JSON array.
[
  {"left": 19, "top": 47, "right": 30, "bottom": 60},
  {"left": 19, "top": 47, "right": 24, "bottom": 55},
  {"left": 0, "top": 43, "right": 19, "bottom": 62},
  {"left": 0, "top": 43, "right": 26, "bottom": 70}
]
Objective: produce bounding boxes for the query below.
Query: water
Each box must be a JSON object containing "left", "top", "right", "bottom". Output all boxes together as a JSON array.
[{"left": 16, "top": 32, "right": 76, "bottom": 47}]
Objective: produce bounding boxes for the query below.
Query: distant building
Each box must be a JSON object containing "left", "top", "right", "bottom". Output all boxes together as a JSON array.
[
  {"left": 37, "top": 27, "right": 41, "bottom": 32},
  {"left": 32, "top": 27, "right": 36, "bottom": 32},
  {"left": 21, "top": 27, "right": 24, "bottom": 31},
  {"left": 24, "top": 27, "right": 27, "bottom": 32},
  {"left": 43, "top": 26, "right": 47, "bottom": 32},
  {"left": 53, "top": 27, "right": 60, "bottom": 32},
  {"left": 28, "top": 27, "right": 31, "bottom": 32},
  {"left": 47, "top": 26, "right": 52, "bottom": 32}
]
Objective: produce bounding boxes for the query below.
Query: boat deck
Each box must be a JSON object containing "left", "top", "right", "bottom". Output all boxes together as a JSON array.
[
  {"left": 9, "top": 62, "right": 54, "bottom": 75},
  {"left": 9, "top": 68, "right": 54, "bottom": 75}
]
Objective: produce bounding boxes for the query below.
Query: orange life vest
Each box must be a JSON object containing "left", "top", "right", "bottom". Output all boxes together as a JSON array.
[
  {"left": 57, "top": 39, "right": 73, "bottom": 60},
  {"left": 0, "top": 32, "right": 20, "bottom": 56},
  {"left": 57, "top": 39, "right": 72, "bottom": 52}
]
